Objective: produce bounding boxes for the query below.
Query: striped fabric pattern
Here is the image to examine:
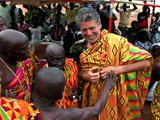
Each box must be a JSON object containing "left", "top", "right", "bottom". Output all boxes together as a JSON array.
[{"left": 80, "top": 29, "right": 153, "bottom": 120}]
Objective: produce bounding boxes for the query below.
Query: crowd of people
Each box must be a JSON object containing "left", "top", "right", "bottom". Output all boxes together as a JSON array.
[{"left": 0, "top": 1, "right": 160, "bottom": 120}]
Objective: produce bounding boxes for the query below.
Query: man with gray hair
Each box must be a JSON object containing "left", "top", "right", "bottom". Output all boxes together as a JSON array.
[{"left": 71, "top": 7, "right": 153, "bottom": 120}]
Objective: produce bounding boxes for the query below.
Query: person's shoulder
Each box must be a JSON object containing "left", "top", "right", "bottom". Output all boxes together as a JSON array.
[
  {"left": 38, "top": 26, "right": 44, "bottom": 31},
  {"left": 127, "top": 8, "right": 135, "bottom": 12},
  {"left": 65, "top": 58, "right": 77, "bottom": 69},
  {"left": 75, "top": 38, "right": 85, "bottom": 43},
  {"left": 61, "top": 13, "right": 66, "bottom": 16},
  {"left": 119, "top": 9, "right": 124, "bottom": 13},
  {"left": 70, "top": 39, "right": 86, "bottom": 54},
  {"left": 107, "top": 33, "right": 129, "bottom": 45},
  {"left": 56, "top": 108, "right": 83, "bottom": 120},
  {"left": 72, "top": 38, "right": 85, "bottom": 48},
  {"left": 108, "top": 32, "right": 124, "bottom": 40},
  {"left": 66, "top": 58, "right": 76, "bottom": 63}
]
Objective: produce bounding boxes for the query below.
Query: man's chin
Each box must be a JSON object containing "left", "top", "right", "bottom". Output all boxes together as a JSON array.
[{"left": 87, "top": 39, "right": 97, "bottom": 44}]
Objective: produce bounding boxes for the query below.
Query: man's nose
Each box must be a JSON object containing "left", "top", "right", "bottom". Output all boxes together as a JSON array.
[{"left": 86, "top": 29, "right": 92, "bottom": 36}]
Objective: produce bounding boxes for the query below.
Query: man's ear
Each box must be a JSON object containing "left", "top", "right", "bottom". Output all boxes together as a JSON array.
[
  {"left": 98, "top": 20, "right": 101, "bottom": 24},
  {"left": 98, "top": 20, "right": 102, "bottom": 29}
]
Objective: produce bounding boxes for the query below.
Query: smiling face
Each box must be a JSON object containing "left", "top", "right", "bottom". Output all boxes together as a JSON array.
[{"left": 79, "top": 20, "right": 101, "bottom": 45}]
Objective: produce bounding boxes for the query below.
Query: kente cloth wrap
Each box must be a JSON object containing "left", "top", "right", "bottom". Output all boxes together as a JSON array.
[
  {"left": 54, "top": 58, "right": 79, "bottom": 108},
  {"left": 1, "top": 50, "right": 40, "bottom": 102},
  {"left": 6, "top": 59, "right": 34, "bottom": 102},
  {"left": 151, "top": 81, "right": 160, "bottom": 120},
  {"left": 0, "top": 97, "right": 43, "bottom": 120},
  {"left": 80, "top": 29, "right": 153, "bottom": 120},
  {"left": 42, "top": 58, "right": 79, "bottom": 108}
]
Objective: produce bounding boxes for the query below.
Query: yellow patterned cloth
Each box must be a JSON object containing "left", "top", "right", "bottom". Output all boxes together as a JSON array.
[
  {"left": 151, "top": 81, "right": 160, "bottom": 120},
  {"left": 55, "top": 58, "right": 79, "bottom": 108},
  {"left": 0, "top": 97, "right": 43, "bottom": 120},
  {"left": 79, "top": 29, "right": 153, "bottom": 120}
]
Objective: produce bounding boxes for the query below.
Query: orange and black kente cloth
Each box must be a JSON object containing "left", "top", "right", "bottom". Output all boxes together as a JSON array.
[
  {"left": 0, "top": 97, "right": 43, "bottom": 120},
  {"left": 71, "top": 29, "right": 153, "bottom": 120}
]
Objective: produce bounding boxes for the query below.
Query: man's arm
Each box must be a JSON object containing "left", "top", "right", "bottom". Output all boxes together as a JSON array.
[
  {"left": 117, "top": 59, "right": 150, "bottom": 74},
  {"left": 146, "top": 6, "right": 150, "bottom": 17},
  {"left": 66, "top": 71, "right": 116, "bottom": 120},
  {"left": 79, "top": 59, "right": 151, "bottom": 82},
  {"left": 100, "top": 59, "right": 151, "bottom": 79},
  {"left": 132, "top": 3, "right": 138, "bottom": 11},
  {"left": 115, "top": 3, "right": 120, "bottom": 13},
  {"left": 128, "top": 0, "right": 137, "bottom": 11}
]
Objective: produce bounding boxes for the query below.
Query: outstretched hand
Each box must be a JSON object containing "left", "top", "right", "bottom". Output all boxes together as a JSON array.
[
  {"left": 105, "top": 71, "right": 116, "bottom": 89},
  {"left": 100, "top": 66, "right": 119, "bottom": 80}
]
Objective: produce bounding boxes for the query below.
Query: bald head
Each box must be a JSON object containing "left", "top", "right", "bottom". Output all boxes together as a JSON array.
[
  {"left": 46, "top": 43, "right": 65, "bottom": 70},
  {"left": 0, "top": 29, "right": 29, "bottom": 61},
  {"left": 0, "top": 29, "right": 28, "bottom": 51},
  {"left": 34, "top": 67, "right": 66, "bottom": 99},
  {"left": 46, "top": 43, "right": 65, "bottom": 56}
]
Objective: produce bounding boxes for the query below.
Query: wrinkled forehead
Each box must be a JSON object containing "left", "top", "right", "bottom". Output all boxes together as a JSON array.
[
  {"left": 48, "top": 50, "right": 65, "bottom": 58},
  {"left": 47, "top": 46, "right": 65, "bottom": 57}
]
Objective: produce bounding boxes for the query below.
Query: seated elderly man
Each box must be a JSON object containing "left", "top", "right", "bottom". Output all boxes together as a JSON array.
[{"left": 0, "top": 67, "right": 116, "bottom": 119}]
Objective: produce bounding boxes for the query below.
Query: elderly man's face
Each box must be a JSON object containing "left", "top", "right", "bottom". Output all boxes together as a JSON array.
[
  {"left": 46, "top": 49, "right": 66, "bottom": 71},
  {"left": 0, "top": 18, "right": 7, "bottom": 32}
]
